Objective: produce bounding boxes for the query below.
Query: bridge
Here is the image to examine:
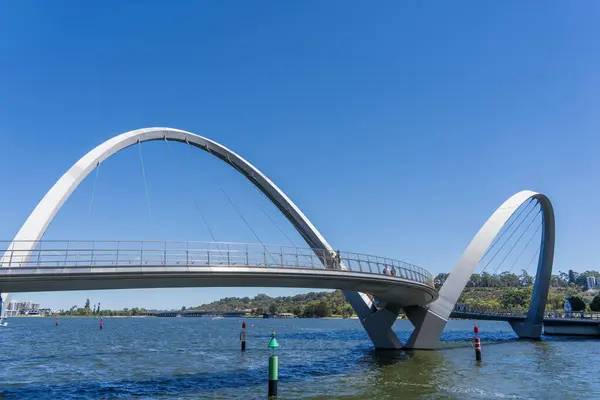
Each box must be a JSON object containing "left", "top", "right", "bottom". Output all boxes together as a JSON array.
[
  {"left": 450, "top": 305, "right": 600, "bottom": 337},
  {"left": 0, "top": 240, "right": 436, "bottom": 307},
  {"left": 0, "top": 127, "right": 564, "bottom": 350}
]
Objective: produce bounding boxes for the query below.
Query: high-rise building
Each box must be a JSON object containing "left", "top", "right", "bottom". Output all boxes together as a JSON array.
[{"left": 586, "top": 276, "right": 597, "bottom": 291}]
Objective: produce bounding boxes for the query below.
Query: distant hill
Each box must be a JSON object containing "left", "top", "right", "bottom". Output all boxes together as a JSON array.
[{"left": 189, "top": 290, "right": 355, "bottom": 318}]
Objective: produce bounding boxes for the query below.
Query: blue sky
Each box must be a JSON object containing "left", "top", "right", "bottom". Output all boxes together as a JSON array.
[{"left": 1, "top": 2, "right": 599, "bottom": 310}]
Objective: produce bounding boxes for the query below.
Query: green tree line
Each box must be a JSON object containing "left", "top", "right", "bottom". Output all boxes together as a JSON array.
[{"left": 188, "top": 290, "right": 355, "bottom": 318}]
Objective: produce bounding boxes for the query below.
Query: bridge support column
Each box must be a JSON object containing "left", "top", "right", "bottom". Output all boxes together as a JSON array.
[
  {"left": 344, "top": 291, "right": 403, "bottom": 349},
  {"left": 403, "top": 305, "right": 447, "bottom": 349},
  {"left": 361, "top": 306, "right": 403, "bottom": 350},
  {"left": 0, "top": 293, "right": 7, "bottom": 320},
  {"left": 509, "top": 321, "right": 543, "bottom": 339}
]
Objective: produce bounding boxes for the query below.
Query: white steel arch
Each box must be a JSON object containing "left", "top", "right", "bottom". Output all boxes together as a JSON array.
[
  {"left": 1, "top": 127, "right": 402, "bottom": 348},
  {"left": 405, "top": 190, "right": 555, "bottom": 349}
]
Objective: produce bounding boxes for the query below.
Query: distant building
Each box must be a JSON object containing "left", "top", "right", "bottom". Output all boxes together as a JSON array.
[
  {"left": 5, "top": 300, "right": 42, "bottom": 316},
  {"left": 586, "top": 276, "right": 597, "bottom": 291}
]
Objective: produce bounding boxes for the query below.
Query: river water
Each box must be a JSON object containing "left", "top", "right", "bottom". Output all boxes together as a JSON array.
[{"left": 0, "top": 317, "right": 597, "bottom": 399}]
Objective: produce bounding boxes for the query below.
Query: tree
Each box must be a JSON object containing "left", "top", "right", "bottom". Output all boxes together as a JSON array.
[
  {"left": 567, "top": 296, "right": 586, "bottom": 312},
  {"left": 84, "top": 298, "right": 91, "bottom": 309},
  {"left": 181, "top": 306, "right": 187, "bottom": 312},
  {"left": 499, "top": 272, "right": 520, "bottom": 287},
  {"left": 97, "top": 303, "right": 101, "bottom": 314},
  {"left": 341, "top": 305, "right": 354, "bottom": 318},
  {"left": 468, "top": 274, "right": 482, "bottom": 288},
  {"left": 546, "top": 291, "right": 564, "bottom": 311},
  {"left": 480, "top": 272, "right": 492, "bottom": 287},
  {"left": 500, "top": 287, "right": 532, "bottom": 309},
  {"left": 550, "top": 274, "right": 567, "bottom": 288},
  {"left": 590, "top": 295, "right": 600, "bottom": 312},
  {"left": 314, "top": 301, "right": 330, "bottom": 318},
  {"left": 568, "top": 270, "right": 578, "bottom": 285},
  {"left": 519, "top": 269, "right": 534, "bottom": 287},
  {"left": 268, "top": 303, "right": 279, "bottom": 315}
]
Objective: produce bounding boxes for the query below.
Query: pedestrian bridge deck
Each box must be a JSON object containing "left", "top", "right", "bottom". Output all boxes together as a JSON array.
[
  {"left": 450, "top": 308, "right": 600, "bottom": 334},
  {"left": 0, "top": 240, "right": 437, "bottom": 308}
]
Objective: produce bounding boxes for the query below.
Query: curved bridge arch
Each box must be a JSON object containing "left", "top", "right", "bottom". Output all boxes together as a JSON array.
[
  {"left": 1, "top": 127, "right": 403, "bottom": 348},
  {"left": 405, "top": 190, "right": 555, "bottom": 349}
]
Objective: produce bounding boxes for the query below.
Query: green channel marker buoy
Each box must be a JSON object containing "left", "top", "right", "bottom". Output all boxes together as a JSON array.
[{"left": 268, "top": 330, "right": 279, "bottom": 398}]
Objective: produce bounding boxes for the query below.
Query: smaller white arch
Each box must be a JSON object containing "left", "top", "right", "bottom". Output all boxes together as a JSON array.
[{"left": 405, "top": 190, "right": 555, "bottom": 349}]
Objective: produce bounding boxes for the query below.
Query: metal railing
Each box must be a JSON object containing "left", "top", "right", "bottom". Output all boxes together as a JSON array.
[
  {"left": 0, "top": 240, "right": 434, "bottom": 287},
  {"left": 452, "top": 304, "right": 600, "bottom": 321}
]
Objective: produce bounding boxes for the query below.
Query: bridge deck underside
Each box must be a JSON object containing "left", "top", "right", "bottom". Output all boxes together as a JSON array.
[
  {"left": 0, "top": 266, "right": 438, "bottom": 308},
  {"left": 450, "top": 312, "right": 525, "bottom": 322}
]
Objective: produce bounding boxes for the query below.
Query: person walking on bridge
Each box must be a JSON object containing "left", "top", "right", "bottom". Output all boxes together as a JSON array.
[{"left": 334, "top": 250, "right": 341, "bottom": 270}]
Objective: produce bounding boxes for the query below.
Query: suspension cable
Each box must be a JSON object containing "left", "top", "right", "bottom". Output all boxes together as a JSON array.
[
  {"left": 164, "top": 138, "right": 220, "bottom": 245},
  {"left": 220, "top": 187, "right": 278, "bottom": 265},
  {"left": 525, "top": 248, "right": 540, "bottom": 272},
  {"left": 223, "top": 152, "right": 331, "bottom": 266},
  {"left": 481, "top": 202, "right": 539, "bottom": 273},
  {"left": 483, "top": 199, "right": 535, "bottom": 258},
  {"left": 490, "top": 208, "right": 542, "bottom": 276},
  {"left": 252, "top": 198, "right": 314, "bottom": 265},
  {"left": 137, "top": 141, "right": 152, "bottom": 218},
  {"left": 88, "top": 161, "right": 101, "bottom": 217},
  {"left": 506, "top": 221, "right": 543, "bottom": 274}
]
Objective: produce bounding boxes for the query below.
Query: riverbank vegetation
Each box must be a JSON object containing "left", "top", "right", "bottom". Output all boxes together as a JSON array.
[
  {"left": 188, "top": 290, "right": 355, "bottom": 318},
  {"left": 446, "top": 269, "right": 600, "bottom": 312}
]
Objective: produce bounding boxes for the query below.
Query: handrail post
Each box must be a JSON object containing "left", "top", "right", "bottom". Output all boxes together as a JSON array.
[
  {"left": 37, "top": 241, "right": 42, "bottom": 266},
  {"left": 207, "top": 250, "right": 210, "bottom": 266},
  {"left": 227, "top": 243, "right": 231, "bottom": 266},
  {"left": 245, "top": 244, "right": 249, "bottom": 266},
  {"left": 116, "top": 241, "right": 120, "bottom": 265},
  {"left": 8, "top": 244, "right": 14, "bottom": 267},
  {"left": 64, "top": 241, "right": 70, "bottom": 267},
  {"left": 140, "top": 241, "right": 144, "bottom": 266},
  {"left": 91, "top": 241, "right": 95, "bottom": 267},
  {"left": 264, "top": 246, "right": 267, "bottom": 266},
  {"left": 295, "top": 247, "right": 299, "bottom": 267},
  {"left": 280, "top": 248, "right": 284, "bottom": 267},
  {"left": 164, "top": 241, "right": 167, "bottom": 265},
  {"left": 186, "top": 242, "right": 189, "bottom": 265}
]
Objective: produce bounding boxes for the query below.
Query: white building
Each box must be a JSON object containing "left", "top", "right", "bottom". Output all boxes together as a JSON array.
[
  {"left": 586, "top": 276, "right": 597, "bottom": 291},
  {"left": 4, "top": 300, "right": 42, "bottom": 316}
]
